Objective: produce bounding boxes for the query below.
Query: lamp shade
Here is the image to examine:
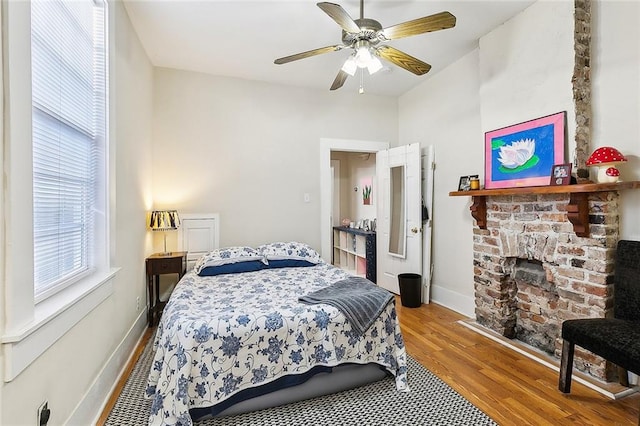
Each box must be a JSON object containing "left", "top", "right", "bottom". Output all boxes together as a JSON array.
[
  {"left": 149, "top": 210, "right": 180, "bottom": 231},
  {"left": 367, "top": 56, "right": 383, "bottom": 74},
  {"left": 341, "top": 55, "right": 357, "bottom": 76}
]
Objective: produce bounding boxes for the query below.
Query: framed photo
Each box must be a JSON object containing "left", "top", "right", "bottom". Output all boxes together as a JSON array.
[
  {"left": 458, "top": 175, "right": 471, "bottom": 191},
  {"left": 484, "top": 112, "right": 566, "bottom": 189},
  {"left": 550, "top": 163, "right": 572, "bottom": 186}
]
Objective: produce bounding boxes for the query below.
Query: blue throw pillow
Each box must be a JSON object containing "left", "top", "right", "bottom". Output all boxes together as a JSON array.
[
  {"left": 193, "top": 246, "right": 265, "bottom": 275},
  {"left": 264, "top": 259, "right": 317, "bottom": 269},
  {"left": 198, "top": 260, "right": 265, "bottom": 276}
]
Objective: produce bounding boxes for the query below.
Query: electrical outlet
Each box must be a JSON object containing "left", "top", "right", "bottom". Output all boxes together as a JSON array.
[
  {"left": 37, "top": 401, "right": 50, "bottom": 426},
  {"left": 136, "top": 296, "right": 140, "bottom": 311}
]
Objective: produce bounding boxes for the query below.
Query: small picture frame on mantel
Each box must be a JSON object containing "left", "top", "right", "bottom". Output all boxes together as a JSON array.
[
  {"left": 550, "top": 163, "right": 572, "bottom": 186},
  {"left": 458, "top": 175, "right": 471, "bottom": 191}
]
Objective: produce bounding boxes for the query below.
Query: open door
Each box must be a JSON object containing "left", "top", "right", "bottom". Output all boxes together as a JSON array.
[{"left": 376, "top": 143, "right": 422, "bottom": 295}]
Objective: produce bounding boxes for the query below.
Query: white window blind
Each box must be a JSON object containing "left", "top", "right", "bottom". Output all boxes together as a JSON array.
[{"left": 31, "top": 0, "right": 107, "bottom": 300}]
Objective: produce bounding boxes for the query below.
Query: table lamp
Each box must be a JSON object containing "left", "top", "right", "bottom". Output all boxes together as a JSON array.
[{"left": 149, "top": 210, "right": 180, "bottom": 254}]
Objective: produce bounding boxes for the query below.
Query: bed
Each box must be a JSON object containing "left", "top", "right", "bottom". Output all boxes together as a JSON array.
[{"left": 145, "top": 243, "right": 409, "bottom": 426}]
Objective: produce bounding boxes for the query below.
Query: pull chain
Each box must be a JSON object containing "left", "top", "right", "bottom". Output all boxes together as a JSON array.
[{"left": 359, "top": 68, "right": 364, "bottom": 94}]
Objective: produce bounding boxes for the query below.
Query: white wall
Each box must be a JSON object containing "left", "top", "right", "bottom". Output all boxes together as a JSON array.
[
  {"left": 151, "top": 68, "right": 397, "bottom": 251},
  {"left": 591, "top": 0, "right": 640, "bottom": 239},
  {"left": 479, "top": 1, "right": 575, "bottom": 148},
  {"left": 399, "top": 50, "right": 482, "bottom": 315},
  {"left": 0, "top": 2, "right": 155, "bottom": 424},
  {"left": 347, "top": 152, "right": 377, "bottom": 223},
  {"left": 399, "top": 0, "right": 639, "bottom": 317}
]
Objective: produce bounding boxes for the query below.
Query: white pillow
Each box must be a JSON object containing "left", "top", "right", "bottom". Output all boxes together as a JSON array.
[{"left": 257, "top": 242, "right": 323, "bottom": 264}]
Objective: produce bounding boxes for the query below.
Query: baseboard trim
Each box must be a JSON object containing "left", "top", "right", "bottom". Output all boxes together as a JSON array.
[
  {"left": 66, "top": 309, "right": 148, "bottom": 425},
  {"left": 430, "top": 285, "right": 475, "bottom": 317},
  {"left": 458, "top": 319, "right": 639, "bottom": 400}
]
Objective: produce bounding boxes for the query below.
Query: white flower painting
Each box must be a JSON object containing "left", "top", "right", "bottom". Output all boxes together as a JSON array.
[
  {"left": 497, "top": 138, "right": 536, "bottom": 169},
  {"left": 484, "top": 112, "right": 565, "bottom": 189}
]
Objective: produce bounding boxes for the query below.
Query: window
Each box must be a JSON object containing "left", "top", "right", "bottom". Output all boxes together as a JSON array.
[{"left": 31, "top": 0, "right": 108, "bottom": 301}]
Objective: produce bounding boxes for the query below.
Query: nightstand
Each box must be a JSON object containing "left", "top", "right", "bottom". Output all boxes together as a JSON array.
[{"left": 145, "top": 251, "right": 187, "bottom": 327}]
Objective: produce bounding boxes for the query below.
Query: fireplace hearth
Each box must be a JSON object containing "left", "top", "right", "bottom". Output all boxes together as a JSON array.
[
  {"left": 472, "top": 191, "right": 619, "bottom": 381},
  {"left": 510, "top": 259, "right": 560, "bottom": 354}
]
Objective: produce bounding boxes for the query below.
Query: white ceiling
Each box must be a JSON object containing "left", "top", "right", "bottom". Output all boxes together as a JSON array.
[{"left": 123, "top": 0, "right": 535, "bottom": 97}]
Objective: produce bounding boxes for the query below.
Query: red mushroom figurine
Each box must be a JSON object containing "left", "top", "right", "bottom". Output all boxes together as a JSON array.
[
  {"left": 586, "top": 146, "right": 627, "bottom": 183},
  {"left": 605, "top": 167, "right": 620, "bottom": 182}
]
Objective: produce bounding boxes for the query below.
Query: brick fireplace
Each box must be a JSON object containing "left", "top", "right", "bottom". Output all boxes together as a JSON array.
[{"left": 472, "top": 191, "right": 619, "bottom": 381}]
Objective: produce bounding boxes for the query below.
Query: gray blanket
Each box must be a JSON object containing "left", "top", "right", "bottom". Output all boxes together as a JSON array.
[{"left": 299, "top": 276, "right": 394, "bottom": 335}]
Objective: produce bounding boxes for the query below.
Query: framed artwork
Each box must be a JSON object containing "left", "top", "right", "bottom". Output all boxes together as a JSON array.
[
  {"left": 550, "top": 163, "right": 572, "bottom": 186},
  {"left": 484, "top": 112, "right": 566, "bottom": 189},
  {"left": 361, "top": 177, "right": 373, "bottom": 205}
]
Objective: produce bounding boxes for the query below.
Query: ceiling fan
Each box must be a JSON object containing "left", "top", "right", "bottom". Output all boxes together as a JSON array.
[{"left": 274, "top": 1, "right": 456, "bottom": 91}]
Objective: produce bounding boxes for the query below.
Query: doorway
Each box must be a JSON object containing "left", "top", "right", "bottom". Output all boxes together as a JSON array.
[
  {"left": 320, "top": 139, "right": 389, "bottom": 262},
  {"left": 331, "top": 151, "right": 378, "bottom": 228},
  {"left": 321, "top": 139, "right": 435, "bottom": 303}
]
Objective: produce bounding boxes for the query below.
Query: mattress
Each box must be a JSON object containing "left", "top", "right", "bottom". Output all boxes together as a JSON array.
[{"left": 145, "top": 263, "right": 408, "bottom": 426}]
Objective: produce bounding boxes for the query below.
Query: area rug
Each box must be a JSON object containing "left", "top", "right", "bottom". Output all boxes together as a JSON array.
[{"left": 105, "top": 339, "right": 497, "bottom": 426}]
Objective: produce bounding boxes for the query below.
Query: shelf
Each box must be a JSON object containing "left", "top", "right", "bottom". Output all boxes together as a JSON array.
[
  {"left": 449, "top": 181, "right": 640, "bottom": 197},
  {"left": 332, "top": 227, "right": 377, "bottom": 283},
  {"left": 448, "top": 181, "right": 640, "bottom": 237},
  {"left": 332, "top": 225, "right": 376, "bottom": 236}
]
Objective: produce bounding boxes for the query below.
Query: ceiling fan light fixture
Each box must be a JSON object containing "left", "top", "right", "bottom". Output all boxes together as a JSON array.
[
  {"left": 341, "top": 55, "right": 357, "bottom": 76},
  {"left": 274, "top": 2, "right": 457, "bottom": 91},
  {"left": 354, "top": 44, "right": 372, "bottom": 68},
  {"left": 367, "top": 55, "right": 383, "bottom": 74}
]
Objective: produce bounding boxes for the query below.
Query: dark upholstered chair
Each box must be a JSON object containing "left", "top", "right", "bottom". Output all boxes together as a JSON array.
[{"left": 559, "top": 239, "right": 640, "bottom": 420}]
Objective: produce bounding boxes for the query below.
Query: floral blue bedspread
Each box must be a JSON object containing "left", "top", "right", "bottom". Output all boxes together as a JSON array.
[{"left": 145, "top": 263, "right": 409, "bottom": 426}]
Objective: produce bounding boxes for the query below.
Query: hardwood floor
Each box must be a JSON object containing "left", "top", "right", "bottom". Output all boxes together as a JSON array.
[
  {"left": 97, "top": 300, "right": 639, "bottom": 425},
  {"left": 397, "top": 300, "right": 639, "bottom": 425}
]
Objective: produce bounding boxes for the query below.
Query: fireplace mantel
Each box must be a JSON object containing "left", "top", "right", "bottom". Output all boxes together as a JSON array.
[{"left": 449, "top": 181, "right": 640, "bottom": 237}]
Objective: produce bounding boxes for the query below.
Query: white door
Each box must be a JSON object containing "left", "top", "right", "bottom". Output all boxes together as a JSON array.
[
  {"left": 178, "top": 213, "right": 220, "bottom": 270},
  {"left": 376, "top": 143, "right": 422, "bottom": 295}
]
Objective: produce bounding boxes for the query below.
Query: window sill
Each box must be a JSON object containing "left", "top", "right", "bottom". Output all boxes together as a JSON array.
[{"left": 2, "top": 267, "right": 119, "bottom": 382}]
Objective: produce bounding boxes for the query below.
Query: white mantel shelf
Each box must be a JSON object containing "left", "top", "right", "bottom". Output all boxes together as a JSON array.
[{"left": 449, "top": 181, "right": 640, "bottom": 237}]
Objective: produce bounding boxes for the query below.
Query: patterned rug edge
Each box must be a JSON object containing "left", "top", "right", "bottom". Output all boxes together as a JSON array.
[{"left": 105, "top": 338, "right": 497, "bottom": 426}]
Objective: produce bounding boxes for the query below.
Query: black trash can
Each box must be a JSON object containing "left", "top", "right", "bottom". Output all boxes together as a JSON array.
[{"left": 398, "top": 273, "right": 422, "bottom": 308}]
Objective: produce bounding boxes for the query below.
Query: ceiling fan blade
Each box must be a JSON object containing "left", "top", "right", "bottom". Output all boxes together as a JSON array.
[
  {"left": 317, "top": 2, "right": 361, "bottom": 34},
  {"left": 380, "top": 11, "right": 456, "bottom": 40},
  {"left": 274, "top": 45, "right": 343, "bottom": 65},
  {"left": 330, "top": 69, "right": 349, "bottom": 91},
  {"left": 377, "top": 45, "right": 431, "bottom": 75}
]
